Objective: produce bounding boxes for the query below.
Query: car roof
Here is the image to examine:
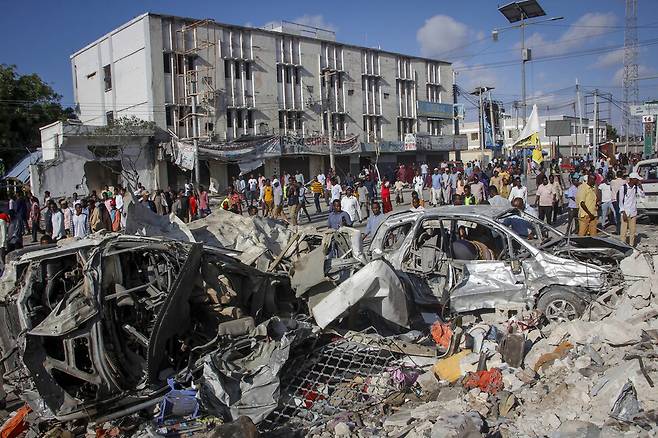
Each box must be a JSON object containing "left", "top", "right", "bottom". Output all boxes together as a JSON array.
[
  {"left": 383, "top": 205, "right": 514, "bottom": 222},
  {"left": 636, "top": 158, "right": 658, "bottom": 166}
]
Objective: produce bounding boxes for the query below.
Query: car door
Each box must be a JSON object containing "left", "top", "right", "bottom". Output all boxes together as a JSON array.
[{"left": 448, "top": 218, "right": 529, "bottom": 313}]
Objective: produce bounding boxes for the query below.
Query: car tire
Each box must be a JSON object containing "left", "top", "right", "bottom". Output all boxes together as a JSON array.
[{"left": 537, "top": 288, "right": 587, "bottom": 323}]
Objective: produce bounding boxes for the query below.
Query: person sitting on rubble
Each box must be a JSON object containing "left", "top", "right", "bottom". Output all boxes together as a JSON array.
[{"left": 502, "top": 197, "right": 536, "bottom": 240}]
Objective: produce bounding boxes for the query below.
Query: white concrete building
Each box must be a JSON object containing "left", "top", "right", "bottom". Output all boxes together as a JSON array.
[
  {"left": 68, "top": 13, "right": 466, "bottom": 189},
  {"left": 460, "top": 115, "right": 608, "bottom": 158}
]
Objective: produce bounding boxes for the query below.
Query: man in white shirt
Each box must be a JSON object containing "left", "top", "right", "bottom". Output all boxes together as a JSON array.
[
  {"left": 331, "top": 179, "right": 342, "bottom": 205},
  {"left": 50, "top": 203, "right": 66, "bottom": 241},
  {"left": 470, "top": 175, "right": 485, "bottom": 203},
  {"left": 72, "top": 204, "right": 89, "bottom": 239},
  {"left": 535, "top": 176, "right": 556, "bottom": 224},
  {"left": 610, "top": 170, "right": 626, "bottom": 235},
  {"left": 247, "top": 174, "right": 259, "bottom": 206},
  {"left": 619, "top": 172, "right": 645, "bottom": 246},
  {"left": 598, "top": 176, "right": 614, "bottom": 229},
  {"left": 508, "top": 178, "right": 528, "bottom": 205},
  {"left": 340, "top": 187, "right": 361, "bottom": 223},
  {"left": 420, "top": 162, "right": 429, "bottom": 180},
  {"left": 413, "top": 171, "right": 425, "bottom": 201}
]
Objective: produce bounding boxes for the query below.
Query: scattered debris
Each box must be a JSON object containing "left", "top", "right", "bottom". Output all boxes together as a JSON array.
[{"left": 0, "top": 205, "right": 656, "bottom": 436}]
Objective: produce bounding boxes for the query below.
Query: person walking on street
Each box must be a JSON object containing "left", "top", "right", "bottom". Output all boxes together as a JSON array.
[
  {"left": 610, "top": 170, "right": 626, "bottom": 235},
  {"left": 297, "top": 183, "right": 312, "bottom": 223},
  {"left": 619, "top": 172, "right": 645, "bottom": 246},
  {"left": 598, "top": 176, "right": 614, "bottom": 230},
  {"left": 381, "top": 179, "right": 393, "bottom": 213},
  {"left": 565, "top": 177, "right": 580, "bottom": 234},
  {"left": 287, "top": 183, "right": 300, "bottom": 226},
  {"left": 341, "top": 187, "right": 362, "bottom": 224},
  {"left": 550, "top": 174, "right": 563, "bottom": 224},
  {"left": 576, "top": 174, "right": 598, "bottom": 237},
  {"left": 430, "top": 168, "right": 442, "bottom": 206},
  {"left": 330, "top": 178, "right": 342, "bottom": 208},
  {"left": 535, "top": 176, "right": 556, "bottom": 225},
  {"left": 413, "top": 171, "right": 424, "bottom": 202},
  {"left": 508, "top": 178, "right": 528, "bottom": 205},
  {"left": 310, "top": 177, "right": 324, "bottom": 214}
]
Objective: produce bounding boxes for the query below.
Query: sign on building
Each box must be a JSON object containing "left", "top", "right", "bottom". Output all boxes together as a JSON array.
[
  {"left": 417, "top": 101, "right": 454, "bottom": 119},
  {"left": 545, "top": 120, "right": 571, "bottom": 137},
  {"left": 642, "top": 115, "right": 655, "bottom": 123},
  {"left": 404, "top": 133, "right": 417, "bottom": 151},
  {"left": 630, "top": 103, "right": 658, "bottom": 116}
]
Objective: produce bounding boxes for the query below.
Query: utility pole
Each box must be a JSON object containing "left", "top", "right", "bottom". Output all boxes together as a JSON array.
[
  {"left": 623, "top": 0, "right": 639, "bottom": 154},
  {"left": 478, "top": 90, "right": 485, "bottom": 162},
  {"left": 488, "top": 89, "right": 496, "bottom": 155},
  {"left": 324, "top": 70, "right": 335, "bottom": 172},
  {"left": 521, "top": 17, "right": 527, "bottom": 124},
  {"left": 593, "top": 89, "right": 599, "bottom": 163},
  {"left": 452, "top": 71, "right": 460, "bottom": 136},
  {"left": 190, "top": 76, "right": 201, "bottom": 184},
  {"left": 576, "top": 79, "right": 584, "bottom": 157}
]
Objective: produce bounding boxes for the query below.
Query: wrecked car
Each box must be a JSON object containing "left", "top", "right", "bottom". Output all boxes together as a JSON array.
[
  {"left": 294, "top": 206, "right": 633, "bottom": 327},
  {"left": 0, "top": 234, "right": 301, "bottom": 421}
]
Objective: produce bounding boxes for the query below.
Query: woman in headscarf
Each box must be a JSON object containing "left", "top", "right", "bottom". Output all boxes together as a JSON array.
[{"left": 381, "top": 178, "right": 393, "bottom": 213}]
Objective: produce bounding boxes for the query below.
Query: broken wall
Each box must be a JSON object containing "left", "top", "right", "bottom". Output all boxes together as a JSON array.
[{"left": 31, "top": 135, "right": 156, "bottom": 200}]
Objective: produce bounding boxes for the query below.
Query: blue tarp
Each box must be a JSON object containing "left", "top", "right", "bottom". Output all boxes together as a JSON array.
[{"left": 4, "top": 151, "right": 41, "bottom": 183}]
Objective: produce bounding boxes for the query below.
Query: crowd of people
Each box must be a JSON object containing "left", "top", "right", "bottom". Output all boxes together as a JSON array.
[{"left": 0, "top": 150, "right": 649, "bottom": 267}]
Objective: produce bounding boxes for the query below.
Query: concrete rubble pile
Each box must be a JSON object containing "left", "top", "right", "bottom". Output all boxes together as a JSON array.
[{"left": 0, "top": 207, "right": 656, "bottom": 437}]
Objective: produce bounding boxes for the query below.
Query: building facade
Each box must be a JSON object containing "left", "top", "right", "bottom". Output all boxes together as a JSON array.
[
  {"left": 460, "top": 115, "right": 608, "bottom": 160},
  {"left": 69, "top": 13, "right": 465, "bottom": 190}
]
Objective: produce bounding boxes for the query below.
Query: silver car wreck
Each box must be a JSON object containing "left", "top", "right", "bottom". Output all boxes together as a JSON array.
[
  {"left": 294, "top": 206, "right": 633, "bottom": 327},
  {"left": 0, "top": 234, "right": 302, "bottom": 421}
]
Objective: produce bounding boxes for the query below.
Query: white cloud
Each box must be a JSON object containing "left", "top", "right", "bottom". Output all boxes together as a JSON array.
[
  {"left": 417, "top": 15, "right": 470, "bottom": 58},
  {"left": 522, "top": 12, "right": 617, "bottom": 57},
  {"left": 613, "top": 65, "right": 656, "bottom": 85},
  {"left": 595, "top": 48, "right": 625, "bottom": 68},
  {"left": 290, "top": 14, "right": 336, "bottom": 32}
]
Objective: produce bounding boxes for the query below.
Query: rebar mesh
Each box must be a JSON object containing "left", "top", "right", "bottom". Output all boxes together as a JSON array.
[{"left": 259, "top": 335, "right": 403, "bottom": 434}]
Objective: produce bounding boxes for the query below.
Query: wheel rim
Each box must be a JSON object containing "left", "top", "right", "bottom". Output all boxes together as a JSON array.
[{"left": 545, "top": 299, "right": 578, "bottom": 322}]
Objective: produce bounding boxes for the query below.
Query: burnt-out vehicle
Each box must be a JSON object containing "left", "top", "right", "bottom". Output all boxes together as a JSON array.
[
  {"left": 296, "top": 206, "right": 634, "bottom": 328},
  {"left": 0, "top": 235, "right": 299, "bottom": 421}
]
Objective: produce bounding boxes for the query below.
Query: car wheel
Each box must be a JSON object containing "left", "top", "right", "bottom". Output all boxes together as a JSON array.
[{"left": 537, "top": 288, "right": 586, "bottom": 323}]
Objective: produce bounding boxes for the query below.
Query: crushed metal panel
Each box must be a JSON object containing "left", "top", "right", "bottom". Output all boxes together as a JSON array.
[
  {"left": 310, "top": 259, "right": 409, "bottom": 329},
  {"left": 198, "top": 318, "right": 317, "bottom": 424},
  {"left": 450, "top": 261, "right": 528, "bottom": 313}
]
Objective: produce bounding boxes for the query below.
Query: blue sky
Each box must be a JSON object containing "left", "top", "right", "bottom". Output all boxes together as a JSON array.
[{"left": 1, "top": 0, "right": 657, "bottom": 127}]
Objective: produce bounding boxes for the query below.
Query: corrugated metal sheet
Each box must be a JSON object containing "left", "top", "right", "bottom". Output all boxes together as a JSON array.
[{"left": 4, "top": 150, "right": 41, "bottom": 183}]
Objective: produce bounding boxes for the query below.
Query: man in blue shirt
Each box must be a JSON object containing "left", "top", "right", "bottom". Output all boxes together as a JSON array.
[
  {"left": 430, "top": 168, "right": 443, "bottom": 206},
  {"left": 327, "top": 199, "right": 353, "bottom": 229},
  {"left": 503, "top": 198, "right": 535, "bottom": 239},
  {"left": 364, "top": 201, "right": 385, "bottom": 239}
]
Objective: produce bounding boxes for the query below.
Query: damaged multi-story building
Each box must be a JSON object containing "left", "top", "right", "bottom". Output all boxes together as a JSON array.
[{"left": 31, "top": 13, "right": 467, "bottom": 198}]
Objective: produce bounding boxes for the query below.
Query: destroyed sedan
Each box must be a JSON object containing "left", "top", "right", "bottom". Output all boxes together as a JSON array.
[
  {"left": 0, "top": 234, "right": 302, "bottom": 421},
  {"left": 296, "top": 206, "right": 633, "bottom": 328}
]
